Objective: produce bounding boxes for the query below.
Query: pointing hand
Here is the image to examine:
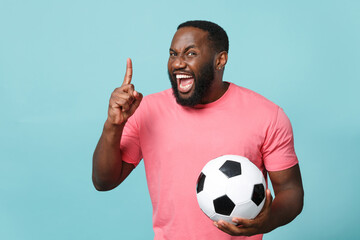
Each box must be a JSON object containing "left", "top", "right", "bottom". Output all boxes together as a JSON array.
[{"left": 107, "top": 58, "right": 143, "bottom": 125}]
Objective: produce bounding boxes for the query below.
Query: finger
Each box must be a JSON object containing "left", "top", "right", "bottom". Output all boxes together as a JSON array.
[
  {"left": 121, "top": 84, "right": 135, "bottom": 95},
  {"left": 214, "top": 221, "right": 232, "bottom": 235},
  {"left": 111, "top": 89, "right": 135, "bottom": 104},
  {"left": 112, "top": 90, "right": 141, "bottom": 113},
  {"left": 112, "top": 84, "right": 135, "bottom": 97},
  {"left": 232, "top": 218, "right": 253, "bottom": 228},
  {"left": 122, "top": 58, "right": 133, "bottom": 86},
  {"left": 109, "top": 97, "right": 129, "bottom": 111},
  {"left": 128, "top": 91, "right": 143, "bottom": 113},
  {"left": 110, "top": 92, "right": 134, "bottom": 108},
  {"left": 257, "top": 189, "right": 272, "bottom": 215},
  {"left": 215, "top": 220, "right": 243, "bottom": 236},
  {"left": 217, "top": 220, "right": 259, "bottom": 237},
  {"left": 265, "top": 189, "right": 273, "bottom": 208}
]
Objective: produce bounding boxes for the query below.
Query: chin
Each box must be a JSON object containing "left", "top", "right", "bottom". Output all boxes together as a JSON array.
[
  {"left": 178, "top": 89, "right": 195, "bottom": 99},
  {"left": 175, "top": 92, "right": 202, "bottom": 107},
  {"left": 169, "top": 73, "right": 202, "bottom": 106}
]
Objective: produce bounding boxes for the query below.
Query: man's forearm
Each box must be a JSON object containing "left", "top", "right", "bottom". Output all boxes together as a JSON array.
[
  {"left": 92, "top": 121, "right": 125, "bottom": 191},
  {"left": 265, "top": 187, "right": 304, "bottom": 233}
]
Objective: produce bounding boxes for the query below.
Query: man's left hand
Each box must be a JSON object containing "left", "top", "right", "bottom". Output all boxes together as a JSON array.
[{"left": 214, "top": 189, "right": 273, "bottom": 236}]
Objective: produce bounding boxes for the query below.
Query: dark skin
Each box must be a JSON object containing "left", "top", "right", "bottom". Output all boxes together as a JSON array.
[
  {"left": 93, "top": 27, "right": 228, "bottom": 190},
  {"left": 168, "top": 27, "right": 229, "bottom": 104},
  {"left": 92, "top": 26, "right": 304, "bottom": 236},
  {"left": 92, "top": 58, "right": 140, "bottom": 191},
  {"left": 214, "top": 164, "right": 303, "bottom": 236}
]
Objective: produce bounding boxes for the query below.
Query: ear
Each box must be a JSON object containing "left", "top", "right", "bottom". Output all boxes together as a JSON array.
[{"left": 215, "top": 51, "right": 228, "bottom": 70}]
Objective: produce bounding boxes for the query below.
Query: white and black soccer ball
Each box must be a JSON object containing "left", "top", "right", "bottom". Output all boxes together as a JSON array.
[{"left": 196, "top": 155, "right": 266, "bottom": 224}]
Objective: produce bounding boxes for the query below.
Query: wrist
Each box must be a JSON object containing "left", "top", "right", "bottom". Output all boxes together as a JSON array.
[
  {"left": 262, "top": 213, "right": 276, "bottom": 234},
  {"left": 104, "top": 119, "right": 126, "bottom": 130},
  {"left": 262, "top": 203, "right": 283, "bottom": 234},
  {"left": 102, "top": 120, "right": 126, "bottom": 141}
]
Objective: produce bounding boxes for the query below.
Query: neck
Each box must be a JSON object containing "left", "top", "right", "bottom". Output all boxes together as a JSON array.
[{"left": 200, "top": 80, "right": 229, "bottom": 104}]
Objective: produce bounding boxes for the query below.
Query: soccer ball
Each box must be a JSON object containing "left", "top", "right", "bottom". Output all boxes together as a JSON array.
[{"left": 196, "top": 155, "right": 266, "bottom": 224}]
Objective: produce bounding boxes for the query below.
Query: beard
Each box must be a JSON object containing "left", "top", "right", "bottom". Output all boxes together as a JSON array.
[{"left": 168, "top": 63, "right": 215, "bottom": 107}]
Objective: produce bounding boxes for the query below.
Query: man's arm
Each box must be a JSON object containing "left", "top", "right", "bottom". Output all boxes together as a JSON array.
[
  {"left": 214, "top": 164, "right": 304, "bottom": 236},
  {"left": 263, "top": 164, "right": 304, "bottom": 231},
  {"left": 92, "top": 58, "right": 142, "bottom": 191},
  {"left": 92, "top": 122, "right": 135, "bottom": 191}
]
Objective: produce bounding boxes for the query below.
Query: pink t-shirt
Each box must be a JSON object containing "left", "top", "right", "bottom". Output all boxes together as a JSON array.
[{"left": 120, "top": 83, "right": 298, "bottom": 240}]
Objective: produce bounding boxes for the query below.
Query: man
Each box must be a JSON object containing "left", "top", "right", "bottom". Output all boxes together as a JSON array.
[{"left": 92, "top": 20, "right": 304, "bottom": 239}]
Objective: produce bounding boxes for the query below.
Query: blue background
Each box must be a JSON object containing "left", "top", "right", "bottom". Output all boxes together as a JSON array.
[{"left": 1, "top": 0, "right": 359, "bottom": 239}]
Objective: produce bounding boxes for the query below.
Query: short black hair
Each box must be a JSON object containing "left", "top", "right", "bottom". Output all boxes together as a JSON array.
[{"left": 177, "top": 20, "right": 229, "bottom": 53}]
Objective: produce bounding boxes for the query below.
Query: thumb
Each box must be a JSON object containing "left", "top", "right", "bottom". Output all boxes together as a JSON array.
[
  {"left": 265, "top": 189, "right": 273, "bottom": 207},
  {"left": 129, "top": 91, "right": 143, "bottom": 113}
]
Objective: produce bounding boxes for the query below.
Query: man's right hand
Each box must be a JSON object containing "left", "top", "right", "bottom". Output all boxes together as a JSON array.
[{"left": 107, "top": 58, "right": 143, "bottom": 125}]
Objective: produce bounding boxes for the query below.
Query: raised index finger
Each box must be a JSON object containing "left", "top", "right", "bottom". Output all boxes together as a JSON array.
[{"left": 122, "top": 58, "right": 133, "bottom": 86}]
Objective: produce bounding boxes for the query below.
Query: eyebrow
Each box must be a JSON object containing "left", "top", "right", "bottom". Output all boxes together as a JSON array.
[{"left": 169, "top": 45, "right": 197, "bottom": 53}]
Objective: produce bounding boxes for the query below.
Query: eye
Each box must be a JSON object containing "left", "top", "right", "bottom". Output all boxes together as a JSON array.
[
  {"left": 187, "top": 51, "right": 197, "bottom": 56},
  {"left": 169, "top": 52, "right": 177, "bottom": 57}
]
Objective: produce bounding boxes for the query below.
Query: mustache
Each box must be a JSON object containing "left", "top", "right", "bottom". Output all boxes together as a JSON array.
[{"left": 170, "top": 70, "right": 194, "bottom": 76}]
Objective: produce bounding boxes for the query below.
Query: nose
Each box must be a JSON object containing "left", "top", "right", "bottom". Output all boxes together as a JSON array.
[{"left": 173, "top": 55, "right": 186, "bottom": 69}]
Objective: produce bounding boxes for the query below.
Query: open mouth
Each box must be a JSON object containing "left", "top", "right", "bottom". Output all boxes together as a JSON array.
[{"left": 176, "top": 74, "right": 194, "bottom": 94}]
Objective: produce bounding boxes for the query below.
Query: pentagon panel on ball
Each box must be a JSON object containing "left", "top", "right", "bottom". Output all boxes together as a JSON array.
[{"left": 196, "top": 155, "right": 266, "bottom": 224}]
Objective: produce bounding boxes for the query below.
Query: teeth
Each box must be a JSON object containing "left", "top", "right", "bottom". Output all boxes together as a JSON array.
[
  {"left": 176, "top": 74, "right": 193, "bottom": 79},
  {"left": 180, "top": 84, "right": 192, "bottom": 91}
]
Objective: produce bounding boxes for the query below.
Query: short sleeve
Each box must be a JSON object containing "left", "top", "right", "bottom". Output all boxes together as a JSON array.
[
  {"left": 262, "top": 107, "right": 298, "bottom": 171},
  {"left": 120, "top": 114, "right": 143, "bottom": 167}
]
